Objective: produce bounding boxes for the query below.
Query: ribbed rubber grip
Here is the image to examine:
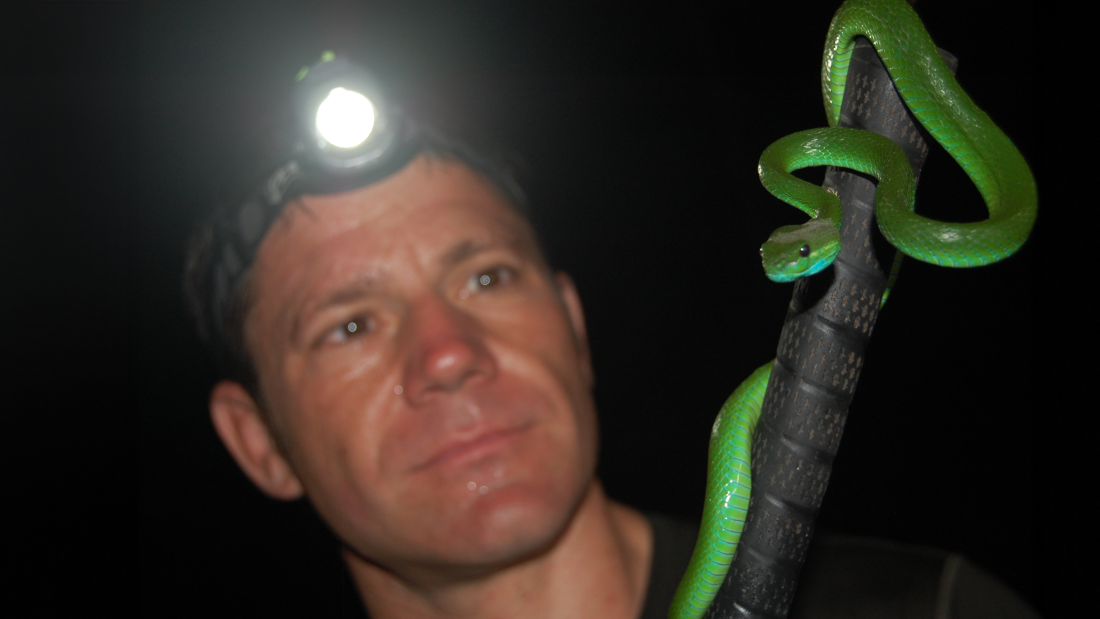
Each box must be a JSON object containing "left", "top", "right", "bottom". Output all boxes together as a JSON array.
[{"left": 703, "top": 39, "right": 955, "bottom": 619}]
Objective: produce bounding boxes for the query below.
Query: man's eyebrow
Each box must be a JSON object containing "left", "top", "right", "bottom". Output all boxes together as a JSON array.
[
  {"left": 442, "top": 239, "right": 489, "bottom": 267},
  {"left": 442, "top": 232, "right": 529, "bottom": 268},
  {"left": 318, "top": 281, "right": 380, "bottom": 308}
]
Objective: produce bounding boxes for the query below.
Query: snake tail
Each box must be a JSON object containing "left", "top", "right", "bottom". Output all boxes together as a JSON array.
[{"left": 669, "top": 361, "right": 772, "bottom": 619}]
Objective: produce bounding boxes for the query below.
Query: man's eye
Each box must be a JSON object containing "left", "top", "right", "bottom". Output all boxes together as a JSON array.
[
  {"left": 324, "top": 316, "right": 373, "bottom": 345},
  {"left": 467, "top": 267, "right": 513, "bottom": 291}
]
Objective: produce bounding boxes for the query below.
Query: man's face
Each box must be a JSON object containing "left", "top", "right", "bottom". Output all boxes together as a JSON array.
[{"left": 244, "top": 156, "right": 598, "bottom": 577}]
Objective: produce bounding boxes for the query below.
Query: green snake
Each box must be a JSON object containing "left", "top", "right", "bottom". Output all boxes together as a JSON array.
[{"left": 669, "top": 0, "right": 1036, "bottom": 617}]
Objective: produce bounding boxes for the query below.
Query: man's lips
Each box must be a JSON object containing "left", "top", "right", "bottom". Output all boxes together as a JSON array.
[{"left": 411, "top": 424, "right": 533, "bottom": 473}]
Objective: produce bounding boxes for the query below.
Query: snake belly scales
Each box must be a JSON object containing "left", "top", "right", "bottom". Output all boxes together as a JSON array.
[{"left": 668, "top": 0, "right": 1036, "bottom": 617}]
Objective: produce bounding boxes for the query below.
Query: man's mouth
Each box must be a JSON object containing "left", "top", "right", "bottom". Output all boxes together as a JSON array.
[{"left": 412, "top": 424, "right": 533, "bottom": 473}]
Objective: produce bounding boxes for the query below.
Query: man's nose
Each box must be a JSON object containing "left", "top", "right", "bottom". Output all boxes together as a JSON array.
[{"left": 402, "top": 294, "right": 495, "bottom": 402}]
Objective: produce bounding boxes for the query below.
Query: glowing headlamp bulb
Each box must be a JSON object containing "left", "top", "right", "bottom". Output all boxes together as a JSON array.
[{"left": 315, "top": 87, "right": 375, "bottom": 148}]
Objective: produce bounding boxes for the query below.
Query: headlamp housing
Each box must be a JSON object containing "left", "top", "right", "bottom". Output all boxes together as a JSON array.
[{"left": 294, "top": 56, "right": 400, "bottom": 174}]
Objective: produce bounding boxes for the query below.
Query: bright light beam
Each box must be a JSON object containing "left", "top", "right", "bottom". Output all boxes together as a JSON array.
[{"left": 316, "top": 87, "right": 375, "bottom": 148}]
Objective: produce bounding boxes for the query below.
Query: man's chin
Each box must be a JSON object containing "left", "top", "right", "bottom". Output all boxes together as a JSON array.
[
  {"left": 363, "top": 472, "right": 589, "bottom": 582},
  {"left": 342, "top": 487, "right": 576, "bottom": 587},
  {"left": 442, "top": 479, "right": 582, "bottom": 565}
]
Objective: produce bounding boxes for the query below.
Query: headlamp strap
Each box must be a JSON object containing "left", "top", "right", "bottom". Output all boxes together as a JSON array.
[{"left": 211, "top": 158, "right": 304, "bottom": 335}]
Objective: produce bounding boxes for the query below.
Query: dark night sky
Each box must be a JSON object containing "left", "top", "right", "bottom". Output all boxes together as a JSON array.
[{"left": 6, "top": 0, "right": 1087, "bottom": 616}]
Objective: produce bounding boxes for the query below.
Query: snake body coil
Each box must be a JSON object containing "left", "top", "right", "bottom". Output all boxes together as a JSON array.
[{"left": 670, "top": 1, "right": 1036, "bottom": 617}]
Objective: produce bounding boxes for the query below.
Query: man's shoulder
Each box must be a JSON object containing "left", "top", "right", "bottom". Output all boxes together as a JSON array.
[
  {"left": 638, "top": 514, "right": 1040, "bottom": 619},
  {"left": 640, "top": 513, "right": 702, "bottom": 619},
  {"left": 792, "top": 534, "right": 1041, "bottom": 619}
]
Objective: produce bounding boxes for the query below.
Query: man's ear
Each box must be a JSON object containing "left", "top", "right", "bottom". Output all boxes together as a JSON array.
[
  {"left": 554, "top": 272, "right": 593, "bottom": 388},
  {"left": 209, "top": 381, "right": 304, "bottom": 500}
]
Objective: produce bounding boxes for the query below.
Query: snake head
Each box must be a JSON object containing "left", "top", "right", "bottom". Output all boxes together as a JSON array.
[{"left": 760, "top": 219, "right": 841, "bottom": 282}]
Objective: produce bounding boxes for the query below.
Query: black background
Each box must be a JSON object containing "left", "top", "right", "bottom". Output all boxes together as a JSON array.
[{"left": 5, "top": 1, "right": 1087, "bottom": 616}]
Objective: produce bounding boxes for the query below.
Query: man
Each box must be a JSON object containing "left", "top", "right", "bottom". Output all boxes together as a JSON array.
[
  {"left": 193, "top": 155, "right": 662, "bottom": 617},
  {"left": 184, "top": 55, "right": 680, "bottom": 616},
  {"left": 185, "top": 56, "right": 1040, "bottom": 619}
]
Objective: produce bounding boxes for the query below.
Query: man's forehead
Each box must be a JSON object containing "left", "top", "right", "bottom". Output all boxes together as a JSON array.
[
  {"left": 247, "top": 156, "right": 542, "bottom": 329},
  {"left": 273, "top": 156, "right": 523, "bottom": 241}
]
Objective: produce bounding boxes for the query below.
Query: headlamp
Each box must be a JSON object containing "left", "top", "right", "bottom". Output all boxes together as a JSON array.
[
  {"left": 294, "top": 54, "right": 403, "bottom": 175},
  {"left": 316, "top": 87, "right": 375, "bottom": 148}
]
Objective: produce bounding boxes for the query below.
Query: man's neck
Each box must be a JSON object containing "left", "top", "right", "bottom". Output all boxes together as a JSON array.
[{"left": 345, "top": 480, "right": 654, "bottom": 619}]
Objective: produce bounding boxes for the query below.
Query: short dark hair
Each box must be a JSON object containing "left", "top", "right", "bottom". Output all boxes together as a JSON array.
[{"left": 183, "top": 130, "right": 532, "bottom": 407}]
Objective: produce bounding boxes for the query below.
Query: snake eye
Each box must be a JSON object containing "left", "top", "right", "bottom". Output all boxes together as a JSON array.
[{"left": 799, "top": 244, "right": 811, "bottom": 257}]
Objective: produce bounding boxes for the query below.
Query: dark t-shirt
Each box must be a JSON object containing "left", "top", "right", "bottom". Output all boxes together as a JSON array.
[
  {"left": 342, "top": 513, "right": 1040, "bottom": 618},
  {"left": 640, "top": 513, "right": 1041, "bottom": 619}
]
